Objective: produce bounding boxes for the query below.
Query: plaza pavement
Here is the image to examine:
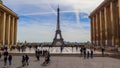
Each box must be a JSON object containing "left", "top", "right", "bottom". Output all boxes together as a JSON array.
[{"left": 0, "top": 56, "right": 120, "bottom": 68}]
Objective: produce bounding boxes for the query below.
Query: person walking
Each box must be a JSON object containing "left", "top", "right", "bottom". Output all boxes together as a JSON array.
[
  {"left": 8, "top": 54, "right": 12, "bottom": 65},
  {"left": 60, "top": 46, "right": 63, "bottom": 53},
  {"left": 25, "top": 54, "right": 29, "bottom": 65},
  {"left": 80, "top": 47, "right": 83, "bottom": 56},
  {"left": 22, "top": 55, "right": 26, "bottom": 67},
  {"left": 86, "top": 48, "right": 90, "bottom": 59},
  {"left": 83, "top": 47, "right": 86, "bottom": 59},
  {"left": 36, "top": 53, "right": 40, "bottom": 61},
  {"left": 4, "top": 56, "right": 7, "bottom": 66},
  {"left": 43, "top": 51, "right": 50, "bottom": 65},
  {"left": 35, "top": 49, "right": 40, "bottom": 61},
  {"left": 101, "top": 47, "right": 105, "bottom": 57},
  {"left": 90, "top": 48, "right": 93, "bottom": 58}
]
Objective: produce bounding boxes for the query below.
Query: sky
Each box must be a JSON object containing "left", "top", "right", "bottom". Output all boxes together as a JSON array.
[{"left": 3, "top": 0, "right": 104, "bottom": 43}]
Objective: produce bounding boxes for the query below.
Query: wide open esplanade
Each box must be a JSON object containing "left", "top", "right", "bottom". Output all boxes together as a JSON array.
[
  {"left": 89, "top": 0, "right": 120, "bottom": 48},
  {"left": 0, "top": 1, "right": 18, "bottom": 47}
]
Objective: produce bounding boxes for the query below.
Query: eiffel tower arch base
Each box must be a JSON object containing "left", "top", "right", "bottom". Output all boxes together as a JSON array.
[{"left": 52, "top": 39, "right": 64, "bottom": 46}]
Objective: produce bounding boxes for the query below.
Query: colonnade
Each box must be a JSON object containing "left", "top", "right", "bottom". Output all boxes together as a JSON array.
[
  {"left": 90, "top": 0, "right": 120, "bottom": 47},
  {"left": 0, "top": 3, "right": 18, "bottom": 48}
]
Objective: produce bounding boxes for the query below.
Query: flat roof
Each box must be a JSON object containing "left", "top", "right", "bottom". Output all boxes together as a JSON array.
[
  {"left": 0, "top": 3, "right": 18, "bottom": 18},
  {"left": 89, "top": 0, "right": 111, "bottom": 17}
]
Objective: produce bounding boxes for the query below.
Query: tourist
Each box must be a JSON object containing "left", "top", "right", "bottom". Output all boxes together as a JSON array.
[
  {"left": 8, "top": 54, "right": 12, "bottom": 65},
  {"left": 35, "top": 49, "right": 40, "bottom": 61},
  {"left": 90, "top": 48, "right": 93, "bottom": 58},
  {"left": 43, "top": 51, "right": 50, "bottom": 64},
  {"left": 25, "top": 54, "right": 29, "bottom": 65},
  {"left": 47, "top": 51, "right": 50, "bottom": 62},
  {"left": 86, "top": 48, "right": 90, "bottom": 59},
  {"left": 35, "top": 49, "right": 38, "bottom": 56},
  {"left": 83, "top": 47, "right": 86, "bottom": 59},
  {"left": 80, "top": 47, "right": 83, "bottom": 56},
  {"left": 4, "top": 56, "right": 7, "bottom": 66},
  {"left": 101, "top": 47, "right": 105, "bottom": 57},
  {"left": 36, "top": 52, "right": 40, "bottom": 61},
  {"left": 60, "top": 46, "right": 64, "bottom": 53},
  {"left": 22, "top": 55, "right": 26, "bottom": 67}
]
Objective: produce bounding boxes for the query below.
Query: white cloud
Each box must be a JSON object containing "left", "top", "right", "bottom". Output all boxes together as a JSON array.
[
  {"left": 3, "top": 0, "right": 104, "bottom": 42},
  {"left": 3, "top": 0, "right": 104, "bottom": 14},
  {"left": 18, "top": 20, "right": 90, "bottom": 42}
]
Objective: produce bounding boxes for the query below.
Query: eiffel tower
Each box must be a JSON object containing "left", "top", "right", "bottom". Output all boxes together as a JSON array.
[{"left": 52, "top": 6, "right": 64, "bottom": 46}]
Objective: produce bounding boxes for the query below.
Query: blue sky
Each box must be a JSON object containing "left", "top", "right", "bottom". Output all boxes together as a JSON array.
[{"left": 3, "top": 0, "right": 103, "bottom": 42}]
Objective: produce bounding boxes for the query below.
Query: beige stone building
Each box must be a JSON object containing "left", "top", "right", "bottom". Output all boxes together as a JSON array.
[
  {"left": 0, "top": 1, "right": 18, "bottom": 47},
  {"left": 89, "top": 0, "right": 120, "bottom": 48}
]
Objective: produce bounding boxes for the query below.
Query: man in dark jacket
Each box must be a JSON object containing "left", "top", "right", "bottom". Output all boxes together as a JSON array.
[
  {"left": 25, "top": 54, "right": 29, "bottom": 65},
  {"left": 101, "top": 47, "right": 105, "bottom": 57},
  {"left": 4, "top": 56, "right": 7, "bottom": 66},
  {"left": 8, "top": 55, "right": 12, "bottom": 65}
]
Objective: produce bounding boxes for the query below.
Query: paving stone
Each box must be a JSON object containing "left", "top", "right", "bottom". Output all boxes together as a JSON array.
[{"left": 0, "top": 56, "right": 120, "bottom": 68}]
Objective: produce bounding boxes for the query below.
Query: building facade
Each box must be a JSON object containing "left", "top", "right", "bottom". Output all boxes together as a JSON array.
[
  {"left": 0, "top": 1, "right": 18, "bottom": 47},
  {"left": 89, "top": 0, "right": 120, "bottom": 48}
]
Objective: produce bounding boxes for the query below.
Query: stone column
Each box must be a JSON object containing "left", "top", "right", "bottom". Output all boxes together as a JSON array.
[
  {"left": 12, "top": 17, "right": 15, "bottom": 46},
  {"left": 90, "top": 17, "right": 93, "bottom": 44},
  {"left": 8, "top": 15, "right": 11, "bottom": 48},
  {"left": 99, "top": 10, "right": 102, "bottom": 47},
  {"left": 2, "top": 12, "right": 6, "bottom": 45},
  {"left": 97, "top": 13, "right": 100, "bottom": 47},
  {"left": 96, "top": 14, "right": 98, "bottom": 46},
  {"left": 10, "top": 17, "right": 13, "bottom": 46},
  {"left": 110, "top": 2, "right": 114, "bottom": 46},
  {"left": 106, "top": 5, "right": 111, "bottom": 47},
  {"left": 104, "top": 7, "right": 108, "bottom": 47},
  {"left": 113, "top": 1, "right": 119, "bottom": 48},
  {"left": 0, "top": 11, "right": 2, "bottom": 46},
  {"left": 118, "top": 0, "right": 120, "bottom": 47},
  {"left": 94, "top": 16, "right": 97, "bottom": 46},
  {"left": 5, "top": 14, "right": 9, "bottom": 46},
  {"left": 92, "top": 16, "right": 95, "bottom": 45},
  {"left": 14, "top": 18, "right": 18, "bottom": 45},
  {"left": 101, "top": 9, "right": 105, "bottom": 47}
]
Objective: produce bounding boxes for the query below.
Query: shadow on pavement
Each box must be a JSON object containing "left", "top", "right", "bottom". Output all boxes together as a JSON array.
[
  {"left": 16, "top": 65, "right": 23, "bottom": 68},
  {"left": 109, "top": 55, "right": 120, "bottom": 59}
]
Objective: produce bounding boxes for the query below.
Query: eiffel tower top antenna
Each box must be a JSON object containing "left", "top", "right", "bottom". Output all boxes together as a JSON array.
[{"left": 57, "top": 5, "right": 60, "bottom": 30}]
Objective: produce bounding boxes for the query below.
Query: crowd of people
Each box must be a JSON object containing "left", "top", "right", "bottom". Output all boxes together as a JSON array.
[
  {"left": 0, "top": 44, "right": 106, "bottom": 67},
  {"left": 80, "top": 47, "right": 94, "bottom": 59},
  {"left": 0, "top": 50, "right": 13, "bottom": 67},
  {"left": 0, "top": 45, "right": 51, "bottom": 67},
  {"left": 21, "top": 54, "right": 29, "bottom": 67}
]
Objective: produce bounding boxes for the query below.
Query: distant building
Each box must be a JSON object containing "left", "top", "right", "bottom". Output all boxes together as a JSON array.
[
  {"left": 0, "top": 1, "right": 18, "bottom": 47},
  {"left": 89, "top": 0, "right": 120, "bottom": 48}
]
